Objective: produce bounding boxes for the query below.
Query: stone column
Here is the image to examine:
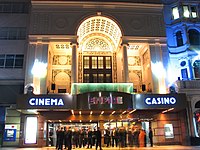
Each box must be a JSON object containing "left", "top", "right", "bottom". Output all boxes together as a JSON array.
[
  {"left": 122, "top": 44, "right": 129, "bottom": 83},
  {"left": 24, "top": 42, "right": 48, "bottom": 94},
  {"left": 71, "top": 43, "right": 78, "bottom": 83}
]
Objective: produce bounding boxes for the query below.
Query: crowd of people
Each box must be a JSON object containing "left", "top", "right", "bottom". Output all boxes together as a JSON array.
[{"left": 53, "top": 125, "right": 153, "bottom": 150}]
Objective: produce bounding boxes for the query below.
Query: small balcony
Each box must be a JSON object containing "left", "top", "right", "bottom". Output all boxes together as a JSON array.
[{"left": 175, "top": 80, "right": 200, "bottom": 94}]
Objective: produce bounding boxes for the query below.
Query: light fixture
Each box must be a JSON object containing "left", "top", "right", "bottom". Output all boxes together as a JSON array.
[
  {"left": 59, "top": 120, "right": 62, "bottom": 122},
  {"left": 79, "top": 111, "right": 82, "bottom": 115},
  {"left": 129, "top": 109, "right": 136, "bottom": 114},
  {"left": 90, "top": 111, "right": 93, "bottom": 115},
  {"left": 122, "top": 111, "right": 126, "bottom": 114},
  {"left": 71, "top": 110, "right": 74, "bottom": 115},
  {"left": 101, "top": 111, "right": 104, "bottom": 115},
  {"left": 80, "top": 120, "right": 82, "bottom": 122},
  {"left": 69, "top": 120, "right": 72, "bottom": 122},
  {"left": 90, "top": 120, "right": 92, "bottom": 122},
  {"left": 111, "top": 111, "right": 116, "bottom": 115},
  {"left": 162, "top": 108, "right": 174, "bottom": 114}
]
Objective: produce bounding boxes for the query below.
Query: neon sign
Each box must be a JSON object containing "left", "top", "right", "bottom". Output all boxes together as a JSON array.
[
  {"left": 89, "top": 96, "right": 123, "bottom": 105},
  {"left": 29, "top": 98, "right": 64, "bottom": 106},
  {"left": 145, "top": 97, "right": 176, "bottom": 105}
]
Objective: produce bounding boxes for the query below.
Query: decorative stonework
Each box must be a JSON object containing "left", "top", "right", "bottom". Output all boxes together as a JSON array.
[
  {"left": 83, "top": 51, "right": 112, "bottom": 56},
  {"left": 128, "top": 56, "right": 141, "bottom": 66},
  {"left": 55, "top": 44, "right": 70, "bottom": 50},
  {"left": 78, "top": 52, "right": 83, "bottom": 83},
  {"left": 52, "top": 55, "right": 71, "bottom": 65},
  {"left": 52, "top": 70, "right": 71, "bottom": 83},
  {"left": 113, "top": 52, "right": 117, "bottom": 82},
  {"left": 85, "top": 38, "right": 110, "bottom": 51},
  {"left": 77, "top": 16, "right": 122, "bottom": 48}
]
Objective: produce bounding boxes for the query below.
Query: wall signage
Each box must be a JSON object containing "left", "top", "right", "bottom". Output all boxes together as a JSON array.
[
  {"left": 134, "top": 93, "right": 187, "bottom": 109},
  {"left": 89, "top": 96, "right": 123, "bottom": 105},
  {"left": 29, "top": 98, "right": 64, "bottom": 106},
  {"left": 145, "top": 97, "right": 176, "bottom": 105},
  {"left": 3, "top": 125, "right": 17, "bottom": 142}
]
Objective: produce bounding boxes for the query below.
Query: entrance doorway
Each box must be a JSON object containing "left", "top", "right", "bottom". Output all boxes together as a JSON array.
[{"left": 47, "top": 122, "right": 98, "bottom": 147}]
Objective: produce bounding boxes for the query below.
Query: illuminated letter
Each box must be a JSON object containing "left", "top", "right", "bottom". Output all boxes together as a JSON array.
[
  {"left": 151, "top": 98, "right": 157, "bottom": 104},
  {"left": 157, "top": 98, "right": 161, "bottom": 104},
  {"left": 51, "top": 98, "right": 57, "bottom": 105},
  {"left": 145, "top": 98, "right": 151, "bottom": 105},
  {"left": 164, "top": 97, "right": 170, "bottom": 104},
  {"left": 38, "top": 98, "right": 44, "bottom": 105},
  {"left": 57, "top": 99, "right": 64, "bottom": 106},
  {"left": 170, "top": 97, "right": 176, "bottom": 104},
  {"left": 45, "top": 98, "right": 50, "bottom": 105},
  {"left": 29, "top": 98, "right": 35, "bottom": 105}
]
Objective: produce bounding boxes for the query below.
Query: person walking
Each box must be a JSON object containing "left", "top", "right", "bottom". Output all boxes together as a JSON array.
[{"left": 149, "top": 127, "right": 153, "bottom": 147}]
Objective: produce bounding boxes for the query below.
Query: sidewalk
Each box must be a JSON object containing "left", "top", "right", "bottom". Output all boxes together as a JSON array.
[{"left": 1, "top": 146, "right": 200, "bottom": 150}]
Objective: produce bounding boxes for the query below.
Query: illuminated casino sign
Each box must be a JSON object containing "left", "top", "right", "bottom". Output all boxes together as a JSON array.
[
  {"left": 134, "top": 94, "right": 187, "bottom": 109},
  {"left": 29, "top": 98, "right": 64, "bottom": 106},
  {"left": 145, "top": 97, "right": 177, "bottom": 105},
  {"left": 89, "top": 96, "right": 123, "bottom": 105}
]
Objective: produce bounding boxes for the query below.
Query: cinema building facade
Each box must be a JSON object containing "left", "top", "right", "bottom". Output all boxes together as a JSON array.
[{"left": 0, "top": 0, "right": 199, "bottom": 148}]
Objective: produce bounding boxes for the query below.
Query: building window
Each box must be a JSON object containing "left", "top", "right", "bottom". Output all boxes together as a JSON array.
[
  {"left": 183, "top": 5, "right": 190, "bottom": 18},
  {"left": 191, "top": 6, "right": 198, "bottom": 18},
  {"left": 0, "top": 2, "right": 29, "bottom": 13},
  {"left": 176, "top": 31, "right": 183, "bottom": 47},
  {"left": 83, "top": 57, "right": 89, "bottom": 69},
  {"left": 83, "top": 56, "right": 112, "bottom": 83},
  {"left": 172, "top": 6, "right": 180, "bottom": 20},
  {"left": 193, "top": 60, "right": 200, "bottom": 79},
  {"left": 0, "top": 27, "right": 26, "bottom": 40},
  {"left": 0, "top": 54, "right": 24, "bottom": 68},
  {"left": 181, "top": 68, "right": 188, "bottom": 80},
  {"left": 188, "top": 29, "right": 200, "bottom": 45}
]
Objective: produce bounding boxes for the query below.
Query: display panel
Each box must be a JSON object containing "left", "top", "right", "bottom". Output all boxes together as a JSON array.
[
  {"left": 25, "top": 116, "right": 37, "bottom": 144},
  {"left": 164, "top": 124, "right": 174, "bottom": 138}
]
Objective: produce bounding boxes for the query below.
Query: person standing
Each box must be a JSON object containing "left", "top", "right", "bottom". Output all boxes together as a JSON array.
[
  {"left": 87, "top": 128, "right": 93, "bottom": 148},
  {"left": 149, "top": 127, "right": 153, "bottom": 147},
  {"left": 58, "top": 127, "right": 64, "bottom": 150},
  {"left": 67, "top": 127, "right": 72, "bottom": 150},
  {"left": 56, "top": 126, "right": 61, "bottom": 149},
  {"left": 139, "top": 129, "right": 146, "bottom": 147},
  {"left": 95, "top": 127, "right": 102, "bottom": 150}
]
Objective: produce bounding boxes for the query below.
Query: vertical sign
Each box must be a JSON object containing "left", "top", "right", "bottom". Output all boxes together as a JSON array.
[{"left": 25, "top": 117, "right": 37, "bottom": 144}]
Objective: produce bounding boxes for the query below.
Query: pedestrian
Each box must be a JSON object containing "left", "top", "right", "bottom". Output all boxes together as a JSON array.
[
  {"left": 67, "top": 127, "right": 72, "bottom": 150},
  {"left": 95, "top": 127, "right": 103, "bottom": 150},
  {"left": 58, "top": 127, "right": 64, "bottom": 150},
  {"left": 139, "top": 129, "right": 146, "bottom": 147},
  {"left": 56, "top": 126, "right": 61, "bottom": 149},
  {"left": 87, "top": 128, "right": 93, "bottom": 148},
  {"left": 149, "top": 127, "right": 153, "bottom": 147}
]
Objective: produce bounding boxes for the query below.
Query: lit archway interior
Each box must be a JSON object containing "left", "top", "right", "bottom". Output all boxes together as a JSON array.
[{"left": 77, "top": 16, "right": 122, "bottom": 52}]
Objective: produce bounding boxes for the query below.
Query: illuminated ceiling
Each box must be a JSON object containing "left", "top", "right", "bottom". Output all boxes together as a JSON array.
[{"left": 77, "top": 16, "right": 122, "bottom": 52}]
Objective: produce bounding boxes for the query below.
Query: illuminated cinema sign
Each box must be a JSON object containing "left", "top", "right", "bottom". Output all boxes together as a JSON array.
[
  {"left": 89, "top": 96, "right": 123, "bottom": 105},
  {"left": 145, "top": 97, "right": 177, "bottom": 105},
  {"left": 29, "top": 98, "right": 64, "bottom": 106}
]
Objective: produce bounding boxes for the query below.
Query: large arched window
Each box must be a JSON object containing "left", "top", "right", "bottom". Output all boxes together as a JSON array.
[
  {"left": 176, "top": 31, "right": 183, "bottom": 47},
  {"left": 188, "top": 29, "right": 200, "bottom": 45}
]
